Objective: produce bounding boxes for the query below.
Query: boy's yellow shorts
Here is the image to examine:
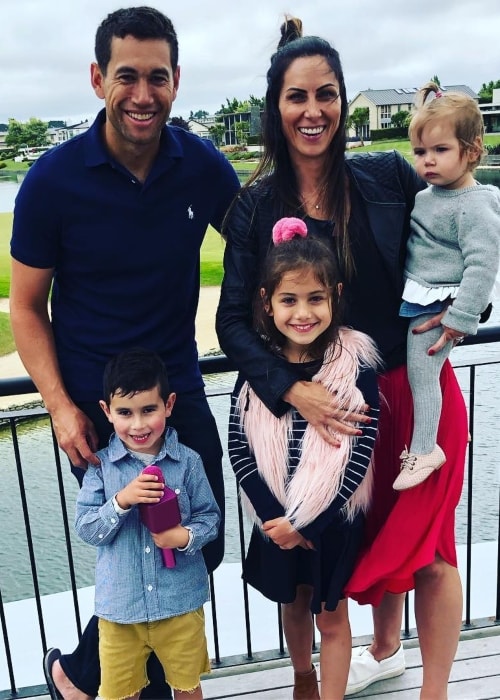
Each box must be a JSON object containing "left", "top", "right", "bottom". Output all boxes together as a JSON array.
[{"left": 98, "top": 608, "right": 210, "bottom": 699}]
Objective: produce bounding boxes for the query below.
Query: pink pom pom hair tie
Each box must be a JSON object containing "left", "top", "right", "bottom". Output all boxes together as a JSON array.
[{"left": 272, "top": 217, "right": 308, "bottom": 245}]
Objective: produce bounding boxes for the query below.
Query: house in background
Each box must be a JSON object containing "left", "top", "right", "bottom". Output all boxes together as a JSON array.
[
  {"left": 0, "top": 127, "right": 8, "bottom": 153},
  {"left": 348, "top": 85, "right": 478, "bottom": 140},
  {"left": 187, "top": 116, "right": 216, "bottom": 139},
  {"left": 0, "top": 121, "right": 91, "bottom": 156},
  {"left": 480, "top": 88, "right": 500, "bottom": 133},
  {"left": 220, "top": 106, "right": 262, "bottom": 146},
  {"left": 47, "top": 120, "right": 90, "bottom": 146}
]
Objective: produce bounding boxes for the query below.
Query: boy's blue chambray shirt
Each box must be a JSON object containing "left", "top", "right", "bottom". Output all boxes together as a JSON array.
[{"left": 75, "top": 427, "right": 220, "bottom": 624}]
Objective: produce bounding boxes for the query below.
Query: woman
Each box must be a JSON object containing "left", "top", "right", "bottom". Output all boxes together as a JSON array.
[{"left": 216, "top": 16, "right": 467, "bottom": 700}]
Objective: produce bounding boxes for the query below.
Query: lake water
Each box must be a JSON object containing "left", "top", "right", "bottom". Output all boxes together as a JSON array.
[
  {"left": 0, "top": 174, "right": 24, "bottom": 212},
  {"left": 1, "top": 178, "right": 499, "bottom": 604}
]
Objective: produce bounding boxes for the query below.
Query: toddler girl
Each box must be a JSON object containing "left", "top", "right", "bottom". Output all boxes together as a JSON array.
[{"left": 395, "top": 82, "right": 500, "bottom": 490}]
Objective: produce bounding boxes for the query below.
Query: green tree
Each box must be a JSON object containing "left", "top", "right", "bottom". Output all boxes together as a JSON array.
[
  {"left": 5, "top": 117, "right": 49, "bottom": 152},
  {"left": 391, "top": 110, "right": 411, "bottom": 129},
  {"left": 208, "top": 123, "right": 225, "bottom": 147},
  {"left": 347, "top": 107, "right": 369, "bottom": 144},
  {"left": 169, "top": 116, "right": 191, "bottom": 131},
  {"left": 216, "top": 98, "right": 241, "bottom": 115},
  {"left": 430, "top": 75, "right": 441, "bottom": 86},
  {"left": 189, "top": 109, "right": 209, "bottom": 119},
  {"left": 215, "top": 96, "right": 264, "bottom": 116},
  {"left": 478, "top": 80, "right": 500, "bottom": 103},
  {"left": 249, "top": 95, "right": 265, "bottom": 108},
  {"left": 234, "top": 120, "right": 249, "bottom": 146}
]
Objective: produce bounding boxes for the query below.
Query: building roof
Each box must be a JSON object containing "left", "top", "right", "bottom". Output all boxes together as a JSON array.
[{"left": 350, "top": 85, "right": 478, "bottom": 106}]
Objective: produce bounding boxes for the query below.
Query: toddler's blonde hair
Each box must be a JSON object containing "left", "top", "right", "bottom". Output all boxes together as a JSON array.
[{"left": 409, "top": 82, "right": 484, "bottom": 169}]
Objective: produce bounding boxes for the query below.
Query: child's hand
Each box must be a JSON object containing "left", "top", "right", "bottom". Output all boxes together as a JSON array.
[
  {"left": 152, "top": 525, "right": 190, "bottom": 549},
  {"left": 262, "top": 517, "right": 314, "bottom": 550},
  {"left": 115, "top": 473, "right": 164, "bottom": 510}
]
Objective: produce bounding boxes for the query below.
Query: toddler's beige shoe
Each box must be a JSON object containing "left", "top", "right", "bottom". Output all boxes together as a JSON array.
[{"left": 393, "top": 444, "right": 445, "bottom": 491}]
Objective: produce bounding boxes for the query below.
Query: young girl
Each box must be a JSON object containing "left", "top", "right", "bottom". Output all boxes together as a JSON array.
[
  {"left": 228, "top": 218, "right": 380, "bottom": 699},
  {"left": 395, "top": 82, "right": 500, "bottom": 491}
]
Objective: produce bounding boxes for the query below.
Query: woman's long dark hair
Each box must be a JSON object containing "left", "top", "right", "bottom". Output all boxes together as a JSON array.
[{"left": 247, "top": 17, "right": 352, "bottom": 277}]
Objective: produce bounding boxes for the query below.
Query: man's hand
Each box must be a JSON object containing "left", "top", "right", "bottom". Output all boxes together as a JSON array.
[
  {"left": 262, "top": 517, "right": 314, "bottom": 550},
  {"left": 50, "top": 403, "right": 100, "bottom": 468},
  {"left": 412, "top": 312, "right": 466, "bottom": 356},
  {"left": 283, "top": 381, "right": 369, "bottom": 446},
  {"left": 115, "top": 472, "right": 164, "bottom": 510}
]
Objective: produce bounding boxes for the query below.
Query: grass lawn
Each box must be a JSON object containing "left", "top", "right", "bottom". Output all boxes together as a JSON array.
[
  {"left": 0, "top": 217, "right": 226, "bottom": 354},
  {"left": 200, "top": 225, "right": 226, "bottom": 286},
  {"left": 0, "top": 159, "right": 30, "bottom": 172},
  {"left": 0, "top": 213, "right": 12, "bottom": 298},
  {"left": 0, "top": 312, "right": 15, "bottom": 355},
  {"left": 0, "top": 214, "right": 225, "bottom": 296},
  {"left": 3, "top": 134, "right": 500, "bottom": 298},
  {"left": 352, "top": 133, "right": 500, "bottom": 161},
  {"left": 1, "top": 136, "right": 500, "bottom": 360}
]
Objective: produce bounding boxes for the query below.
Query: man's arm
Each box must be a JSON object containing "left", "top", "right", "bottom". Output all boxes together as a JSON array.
[{"left": 10, "top": 258, "right": 99, "bottom": 467}]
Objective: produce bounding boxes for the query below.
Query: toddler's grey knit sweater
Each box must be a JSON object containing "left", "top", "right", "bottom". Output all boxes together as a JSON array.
[{"left": 404, "top": 183, "right": 500, "bottom": 335}]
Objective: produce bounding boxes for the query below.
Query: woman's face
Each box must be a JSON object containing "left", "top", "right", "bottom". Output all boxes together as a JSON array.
[{"left": 278, "top": 55, "right": 342, "bottom": 166}]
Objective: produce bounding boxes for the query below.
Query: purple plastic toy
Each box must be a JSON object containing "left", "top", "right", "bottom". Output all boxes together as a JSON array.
[{"left": 139, "top": 465, "right": 181, "bottom": 568}]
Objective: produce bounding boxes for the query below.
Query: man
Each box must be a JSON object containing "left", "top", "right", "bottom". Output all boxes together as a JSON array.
[{"left": 10, "top": 7, "right": 239, "bottom": 699}]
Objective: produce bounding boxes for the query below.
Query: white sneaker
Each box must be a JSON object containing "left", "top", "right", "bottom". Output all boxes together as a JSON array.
[{"left": 345, "top": 644, "right": 405, "bottom": 695}]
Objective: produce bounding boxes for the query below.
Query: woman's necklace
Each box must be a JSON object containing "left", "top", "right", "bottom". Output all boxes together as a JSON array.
[
  {"left": 300, "top": 179, "right": 326, "bottom": 213},
  {"left": 301, "top": 188, "right": 327, "bottom": 216}
]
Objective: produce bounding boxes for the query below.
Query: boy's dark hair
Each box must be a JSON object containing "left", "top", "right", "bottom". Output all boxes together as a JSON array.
[
  {"left": 102, "top": 348, "right": 170, "bottom": 403},
  {"left": 95, "top": 6, "right": 179, "bottom": 75},
  {"left": 255, "top": 234, "right": 344, "bottom": 360}
]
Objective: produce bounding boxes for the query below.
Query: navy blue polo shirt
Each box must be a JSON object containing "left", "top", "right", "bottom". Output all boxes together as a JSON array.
[{"left": 11, "top": 110, "right": 240, "bottom": 401}]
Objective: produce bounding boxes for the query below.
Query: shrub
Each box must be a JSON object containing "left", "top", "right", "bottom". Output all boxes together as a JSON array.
[
  {"left": 220, "top": 145, "right": 247, "bottom": 154},
  {"left": 247, "top": 135, "right": 261, "bottom": 146},
  {"left": 371, "top": 127, "right": 408, "bottom": 141},
  {"left": 486, "top": 143, "right": 500, "bottom": 155},
  {"left": 0, "top": 161, "right": 6, "bottom": 170}
]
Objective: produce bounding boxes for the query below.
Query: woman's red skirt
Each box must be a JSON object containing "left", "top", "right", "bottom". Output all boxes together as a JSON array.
[{"left": 345, "top": 360, "right": 468, "bottom": 606}]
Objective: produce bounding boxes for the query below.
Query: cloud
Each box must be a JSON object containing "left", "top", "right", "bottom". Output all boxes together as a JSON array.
[{"left": 1, "top": 0, "right": 498, "bottom": 124}]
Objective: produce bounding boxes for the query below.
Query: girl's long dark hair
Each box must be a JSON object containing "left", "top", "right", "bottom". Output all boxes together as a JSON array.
[{"left": 247, "top": 17, "right": 352, "bottom": 277}]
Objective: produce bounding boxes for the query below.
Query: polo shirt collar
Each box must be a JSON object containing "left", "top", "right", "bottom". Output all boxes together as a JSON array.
[{"left": 84, "top": 108, "right": 183, "bottom": 172}]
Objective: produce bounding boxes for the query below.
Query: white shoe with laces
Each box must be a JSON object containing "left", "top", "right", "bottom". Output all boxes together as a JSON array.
[
  {"left": 393, "top": 444, "right": 446, "bottom": 491},
  {"left": 345, "top": 644, "right": 405, "bottom": 695}
]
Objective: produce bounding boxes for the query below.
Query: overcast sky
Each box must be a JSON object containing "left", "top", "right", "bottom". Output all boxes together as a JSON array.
[{"left": 2, "top": 0, "right": 499, "bottom": 125}]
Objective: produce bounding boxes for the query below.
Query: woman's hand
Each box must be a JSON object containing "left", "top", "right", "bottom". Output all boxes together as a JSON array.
[
  {"left": 262, "top": 517, "right": 314, "bottom": 550},
  {"left": 283, "top": 380, "right": 369, "bottom": 446},
  {"left": 412, "top": 312, "right": 466, "bottom": 355}
]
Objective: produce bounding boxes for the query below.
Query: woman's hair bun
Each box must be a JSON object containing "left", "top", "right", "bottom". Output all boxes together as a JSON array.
[{"left": 278, "top": 16, "right": 303, "bottom": 49}]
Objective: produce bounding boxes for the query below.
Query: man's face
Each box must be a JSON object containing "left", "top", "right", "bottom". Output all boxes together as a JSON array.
[{"left": 91, "top": 35, "right": 180, "bottom": 155}]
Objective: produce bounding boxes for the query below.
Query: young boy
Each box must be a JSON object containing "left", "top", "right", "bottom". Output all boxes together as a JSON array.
[{"left": 75, "top": 348, "right": 220, "bottom": 700}]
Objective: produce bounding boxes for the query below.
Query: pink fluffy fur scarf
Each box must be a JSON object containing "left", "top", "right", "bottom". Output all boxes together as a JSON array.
[{"left": 236, "top": 327, "right": 380, "bottom": 528}]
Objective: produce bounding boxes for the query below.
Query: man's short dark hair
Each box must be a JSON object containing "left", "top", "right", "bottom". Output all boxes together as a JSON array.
[
  {"left": 95, "top": 6, "right": 179, "bottom": 74},
  {"left": 102, "top": 347, "right": 171, "bottom": 403}
]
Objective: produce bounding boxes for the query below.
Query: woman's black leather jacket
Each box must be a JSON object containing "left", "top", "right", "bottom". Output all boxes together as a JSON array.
[{"left": 216, "top": 150, "right": 424, "bottom": 416}]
